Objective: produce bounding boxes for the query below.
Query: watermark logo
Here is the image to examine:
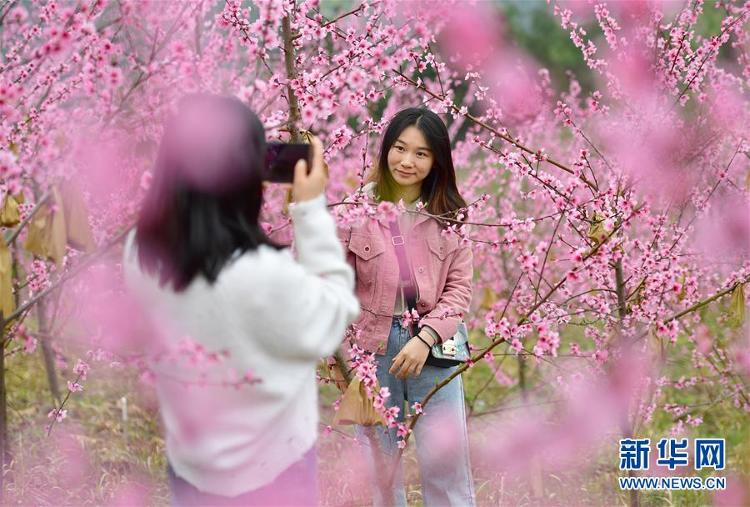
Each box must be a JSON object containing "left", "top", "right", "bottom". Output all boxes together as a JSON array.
[
  {"left": 695, "top": 439, "right": 725, "bottom": 471},
  {"left": 619, "top": 438, "right": 650, "bottom": 471},
  {"left": 656, "top": 438, "right": 689, "bottom": 470},
  {"left": 618, "top": 437, "right": 726, "bottom": 491}
]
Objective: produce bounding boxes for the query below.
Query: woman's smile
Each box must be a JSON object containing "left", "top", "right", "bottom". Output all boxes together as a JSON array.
[{"left": 387, "top": 125, "right": 434, "bottom": 201}]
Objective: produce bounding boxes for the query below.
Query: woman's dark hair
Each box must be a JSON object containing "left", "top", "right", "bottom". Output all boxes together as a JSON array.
[
  {"left": 135, "top": 94, "right": 280, "bottom": 291},
  {"left": 374, "top": 107, "right": 467, "bottom": 221}
]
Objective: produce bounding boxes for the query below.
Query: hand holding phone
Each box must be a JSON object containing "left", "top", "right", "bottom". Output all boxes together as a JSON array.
[
  {"left": 292, "top": 136, "right": 327, "bottom": 203},
  {"left": 264, "top": 143, "right": 311, "bottom": 183}
]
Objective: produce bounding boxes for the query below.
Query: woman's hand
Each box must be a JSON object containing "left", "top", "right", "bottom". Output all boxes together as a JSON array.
[
  {"left": 389, "top": 333, "right": 433, "bottom": 379},
  {"left": 292, "top": 135, "right": 327, "bottom": 203}
]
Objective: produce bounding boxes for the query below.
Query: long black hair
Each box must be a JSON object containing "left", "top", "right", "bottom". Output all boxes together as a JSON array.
[
  {"left": 135, "top": 94, "right": 281, "bottom": 291},
  {"left": 374, "top": 108, "right": 467, "bottom": 220}
]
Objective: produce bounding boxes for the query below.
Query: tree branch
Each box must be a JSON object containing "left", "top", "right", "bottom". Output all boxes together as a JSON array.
[{"left": 4, "top": 192, "right": 50, "bottom": 245}]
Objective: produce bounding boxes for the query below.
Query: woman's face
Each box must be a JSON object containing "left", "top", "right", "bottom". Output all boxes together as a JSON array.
[{"left": 386, "top": 125, "right": 434, "bottom": 197}]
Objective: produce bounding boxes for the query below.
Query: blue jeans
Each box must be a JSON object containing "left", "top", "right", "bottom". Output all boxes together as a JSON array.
[
  {"left": 358, "top": 318, "right": 475, "bottom": 507},
  {"left": 168, "top": 447, "right": 317, "bottom": 506}
]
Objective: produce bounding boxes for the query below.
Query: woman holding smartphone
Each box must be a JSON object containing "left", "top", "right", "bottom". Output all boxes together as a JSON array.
[
  {"left": 340, "top": 108, "right": 475, "bottom": 506},
  {"left": 124, "top": 94, "right": 359, "bottom": 505}
]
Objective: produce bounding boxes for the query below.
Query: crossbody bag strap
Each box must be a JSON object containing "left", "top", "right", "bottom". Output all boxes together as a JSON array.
[{"left": 387, "top": 220, "right": 419, "bottom": 312}]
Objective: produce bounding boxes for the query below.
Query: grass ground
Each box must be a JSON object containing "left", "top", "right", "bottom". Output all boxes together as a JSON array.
[{"left": 3, "top": 326, "right": 748, "bottom": 506}]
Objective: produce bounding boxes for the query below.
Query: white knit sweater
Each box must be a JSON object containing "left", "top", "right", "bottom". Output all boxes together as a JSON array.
[{"left": 123, "top": 194, "right": 359, "bottom": 496}]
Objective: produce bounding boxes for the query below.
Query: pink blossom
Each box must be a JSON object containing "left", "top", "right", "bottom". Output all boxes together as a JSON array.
[
  {"left": 73, "top": 359, "right": 90, "bottom": 380},
  {"left": 396, "top": 423, "right": 411, "bottom": 438},
  {"left": 399, "top": 308, "right": 419, "bottom": 329},
  {"left": 592, "top": 349, "right": 609, "bottom": 364},
  {"left": 517, "top": 251, "right": 539, "bottom": 274},
  {"left": 67, "top": 381, "right": 84, "bottom": 393},
  {"left": 436, "top": 2, "right": 504, "bottom": 70},
  {"left": 694, "top": 193, "right": 750, "bottom": 260},
  {"left": 23, "top": 336, "right": 38, "bottom": 354},
  {"left": 510, "top": 338, "right": 523, "bottom": 354},
  {"left": 139, "top": 171, "right": 153, "bottom": 191},
  {"left": 714, "top": 474, "right": 749, "bottom": 507},
  {"left": 376, "top": 200, "right": 400, "bottom": 223},
  {"left": 48, "top": 408, "right": 68, "bottom": 422}
]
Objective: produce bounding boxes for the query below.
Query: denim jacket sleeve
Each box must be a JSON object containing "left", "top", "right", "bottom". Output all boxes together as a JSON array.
[{"left": 418, "top": 241, "right": 473, "bottom": 342}]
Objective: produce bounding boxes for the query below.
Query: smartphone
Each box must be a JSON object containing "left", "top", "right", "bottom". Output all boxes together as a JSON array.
[{"left": 264, "top": 142, "right": 311, "bottom": 183}]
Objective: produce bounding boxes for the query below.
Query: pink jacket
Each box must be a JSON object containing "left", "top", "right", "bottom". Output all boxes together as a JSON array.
[{"left": 338, "top": 211, "right": 473, "bottom": 355}]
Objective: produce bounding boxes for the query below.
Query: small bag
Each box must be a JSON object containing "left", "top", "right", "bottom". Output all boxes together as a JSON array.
[
  {"left": 333, "top": 377, "right": 386, "bottom": 426},
  {"left": 425, "top": 321, "right": 471, "bottom": 367},
  {"left": 388, "top": 220, "right": 470, "bottom": 368}
]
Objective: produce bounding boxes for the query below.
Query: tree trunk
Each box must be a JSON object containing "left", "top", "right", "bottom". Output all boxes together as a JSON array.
[
  {"left": 282, "top": 16, "right": 302, "bottom": 143},
  {"left": 37, "top": 299, "right": 61, "bottom": 405},
  {"left": 519, "top": 354, "right": 544, "bottom": 499},
  {"left": 0, "top": 314, "right": 7, "bottom": 503},
  {"left": 502, "top": 255, "right": 546, "bottom": 497},
  {"left": 614, "top": 259, "right": 640, "bottom": 507},
  {"left": 281, "top": 10, "right": 390, "bottom": 502}
]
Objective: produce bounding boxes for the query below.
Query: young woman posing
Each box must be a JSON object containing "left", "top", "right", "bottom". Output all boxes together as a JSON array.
[{"left": 340, "top": 108, "right": 475, "bottom": 506}]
